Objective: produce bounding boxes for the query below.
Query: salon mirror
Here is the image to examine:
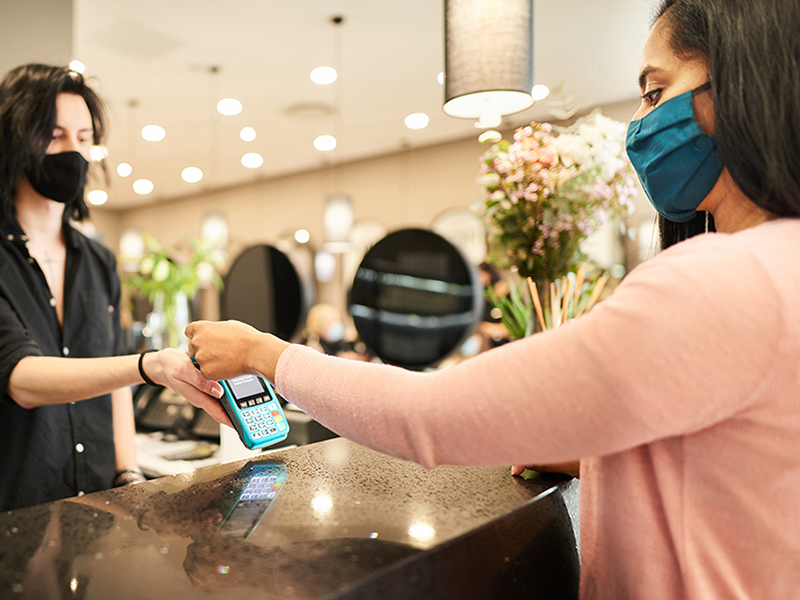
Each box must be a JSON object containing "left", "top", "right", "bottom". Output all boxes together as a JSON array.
[
  {"left": 221, "top": 244, "right": 314, "bottom": 342},
  {"left": 348, "top": 228, "right": 483, "bottom": 369}
]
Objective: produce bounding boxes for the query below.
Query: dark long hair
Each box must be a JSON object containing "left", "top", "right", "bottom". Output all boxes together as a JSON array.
[
  {"left": 0, "top": 64, "right": 107, "bottom": 228},
  {"left": 654, "top": 0, "right": 800, "bottom": 248}
]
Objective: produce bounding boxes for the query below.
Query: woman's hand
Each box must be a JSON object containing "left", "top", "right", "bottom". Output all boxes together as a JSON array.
[
  {"left": 185, "top": 320, "right": 290, "bottom": 382},
  {"left": 142, "top": 348, "right": 232, "bottom": 427},
  {"left": 511, "top": 461, "right": 580, "bottom": 478}
]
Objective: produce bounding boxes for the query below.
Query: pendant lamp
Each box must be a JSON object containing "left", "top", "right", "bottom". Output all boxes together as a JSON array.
[{"left": 443, "top": 0, "right": 534, "bottom": 120}]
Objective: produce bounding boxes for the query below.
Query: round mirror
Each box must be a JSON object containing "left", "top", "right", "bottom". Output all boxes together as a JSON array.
[
  {"left": 348, "top": 228, "right": 483, "bottom": 369},
  {"left": 221, "top": 244, "right": 313, "bottom": 341}
]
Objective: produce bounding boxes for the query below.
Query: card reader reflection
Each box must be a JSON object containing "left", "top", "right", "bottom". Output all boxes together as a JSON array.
[{"left": 218, "top": 462, "right": 288, "bottom": 539}]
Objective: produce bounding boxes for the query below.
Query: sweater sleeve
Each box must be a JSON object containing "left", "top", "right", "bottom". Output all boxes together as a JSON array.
[{"left": 276, "top": 236, "right": 783, "bottom": 469}]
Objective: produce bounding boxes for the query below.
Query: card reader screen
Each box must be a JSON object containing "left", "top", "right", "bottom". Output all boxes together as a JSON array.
[{"left": 228, "top": 374, "right": 266, "bottom": 400}]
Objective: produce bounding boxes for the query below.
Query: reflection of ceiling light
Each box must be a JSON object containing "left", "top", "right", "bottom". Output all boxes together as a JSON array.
[
  {"left": 241, "top": 152, "right": 263, "bottom": 168},
  {"left": 313, "top": 134, "right": 337, "bottom": 152},
  {"left": 69, "top": 60, "right": 86, "bottom": 74},
  {"left": 90, "top": 145, "right": 107, "bottom": 161},
  {"left": 531, "top": 84, "right": 550, "bottom": 101},
  {"left": 315, "top": 251, "right": 335, "bottom": 282},
  {"left": 310, "top": 66, "right": 337, "bottom": 85},
  {"left": 294, "top": 229, "right": 310, "bottom": 244},
  {"left": 311, "top": 494, "right": 333, "bottom": 514},
  {"left": 408, "top": 522, "right": 436, "bottom": 543},
  {"left": 478, "top": 130, "right": 502, "bottom": 144},
  {"left": 181, "top": 167, "right": 203, "bottom": 183},
  {"left": 217, "top": 98, "right": 242, "bottom": 116},
  {"left": 141, "top": 125, "right": 165, "bottom": 142},
  {"left": 239, "top": 127, "right": 256, "bottom": 142},
  {"left": 87, "top": 190, "right": 108, "bottom": 205},
  {"left": 116, "top": 162, "right": 132, "bottom": 177},
  {"left": 404, "top": 113, "right": 430, "bottom": 130},
  {"left": 132, "top": 179, "right": 154, "bottom": 195},
  {"left": 201, "top": 213, "right": 229, "bottom": 247},
  {"left": 437, "top": 72, "right": 444, "bottom": 85},
  {"left": 475, "top": 110, "right": 502, "bottom": 129},
  {"left": 119, "top": 228, "right": 145, "bottom": 260}
]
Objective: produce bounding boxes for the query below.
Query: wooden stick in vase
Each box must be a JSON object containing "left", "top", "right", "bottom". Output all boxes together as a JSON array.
[
  {"left": 582, "top": 274, "right": 608, "bottom": 315},
  {"left": 561, "top": 277, "right": 573, "bottom": 325},
  {"left": 527, "top": 278, "right": 547, "bottom": 331},
  {"left": 574, "top": 268, "right": 585, "bottom": 309}
]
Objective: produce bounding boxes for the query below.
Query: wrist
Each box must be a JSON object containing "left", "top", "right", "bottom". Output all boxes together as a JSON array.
[
  {"left": 113, "top": 467, "right": 146, "bottom": 487},
  {"left": 258, "top": 334, "right": 289, "bottom": 381},
  {"left": 138, "top": 349, "right": 160, "bottom": 386}
]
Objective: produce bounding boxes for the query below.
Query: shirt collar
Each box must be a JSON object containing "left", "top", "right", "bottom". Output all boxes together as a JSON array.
[{"left": 1, "top": 221, "right": 82, "bottom": 249}]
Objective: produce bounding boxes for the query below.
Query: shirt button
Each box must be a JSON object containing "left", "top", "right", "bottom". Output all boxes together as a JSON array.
[
  {"left": 50, "top": 298, "right": 57, "bottom": 307},
  {"left": 75, "top": 443, "right": 85, "bottom": 453},
  {"left": 6, "top": 234, "right": 12, "bottom": 241},
  {"left": 63, "top": 347, "right": 69, "bottom": 356},
  {"left": 78, "top": 491, "right": 85, "bottom": 496},
  {"left": 28, "top": 258, "right": 34, "bottom": 264}
]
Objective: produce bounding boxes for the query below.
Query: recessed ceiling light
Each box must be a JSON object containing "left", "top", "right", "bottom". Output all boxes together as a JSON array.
[
  {"left": 437, "top": 72, "right": 444, "bottom": 85},
  {"left": 531, "top": 84, "right": 550, "bottom": 101},
  {"left": 217, "top": 98, "right": 243, "bottom": 116},
  {"left": 87, "top": 189, "right": 108, "bottom": 205},
  {"left": 313, "top": 134, "right": 337, "bottom": 152},
  {"left": 310, "top": 66, "right": 337, "bottom": 85},
  {"left": 404, "top": 113, "right": 430, "bottom": 130},
  {"left": 141, "top": 125, "right": 165, "bottom": 142},
  {"left": 294, "top": 229, "right": 310, "bottom": 244},
  {"left": 241, "top": 152, "right": 263, "bottom": 169},
  {"left": 116, "top": 162, "right": 132, "bottom": 177},
  {"left": 69, "top": 60, "right": 86, "bottom": 74},
  {"left": 239, "top": 127, "right": 256, "bottom": 142},
  {"left": 181, "top": 167, "right": 203, "bottom": 183},
  {"left": 90, "top": 145, "right": 107, "bottom": 161},
  {"left": 132, "top": 179, "right": 154, "bottom": 195}
]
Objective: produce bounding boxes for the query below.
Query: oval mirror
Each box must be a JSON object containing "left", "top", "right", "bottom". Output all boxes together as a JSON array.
[
  {"left": 221, "top": 244, "right": 314, "bottom": 341},
  {"left": 348, "top": 228, "right": 483, "bottom": 369}
]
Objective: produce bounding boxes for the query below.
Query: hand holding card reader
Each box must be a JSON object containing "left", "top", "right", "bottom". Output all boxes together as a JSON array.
[{"left": 220, "top": 373, "right": 290, "bottom": 450}]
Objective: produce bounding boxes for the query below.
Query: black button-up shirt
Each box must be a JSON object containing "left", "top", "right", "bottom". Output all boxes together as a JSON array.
[{"left": 0, "top": 222, "right": 122, "bottom": 510}]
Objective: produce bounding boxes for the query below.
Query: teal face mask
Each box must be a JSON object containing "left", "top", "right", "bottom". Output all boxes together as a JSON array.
[{"left": 626, "top": 82, "right": 723, "bottom": 223}]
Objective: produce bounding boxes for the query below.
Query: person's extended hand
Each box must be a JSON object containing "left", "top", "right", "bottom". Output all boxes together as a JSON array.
[
  {"left": 143, "top": 348, "right": 231, "bottom": 427},
  {"left": 185, "top": 320, "right": 290, "bottom": 382}
]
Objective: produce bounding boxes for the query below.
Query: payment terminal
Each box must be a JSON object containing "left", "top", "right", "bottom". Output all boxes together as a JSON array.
[{"left": 219, "top": 373, "right": 290, "bottom": 450}]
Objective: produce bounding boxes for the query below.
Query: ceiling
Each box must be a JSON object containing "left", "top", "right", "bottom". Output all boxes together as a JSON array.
[{"left": 74, "top": 0, "right": 654, "bottom": 210}]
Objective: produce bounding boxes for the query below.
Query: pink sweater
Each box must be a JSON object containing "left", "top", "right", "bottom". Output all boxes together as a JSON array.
[{"left": 276, "top": 218, "right": 800, "bottom": 599}]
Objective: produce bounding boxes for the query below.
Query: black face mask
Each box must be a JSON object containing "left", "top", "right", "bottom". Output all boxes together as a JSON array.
[{"left": 23, "top": 151, "right": 89, "bottom": 204}]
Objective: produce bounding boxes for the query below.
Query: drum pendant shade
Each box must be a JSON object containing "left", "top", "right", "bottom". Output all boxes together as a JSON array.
[{"left": 443, "top": 0, "right": 534, "bottom": 119}]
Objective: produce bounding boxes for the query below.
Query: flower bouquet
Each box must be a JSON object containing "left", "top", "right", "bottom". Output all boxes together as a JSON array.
[{"left": 479, "top": 110, "right": 636, "bottom": 336}]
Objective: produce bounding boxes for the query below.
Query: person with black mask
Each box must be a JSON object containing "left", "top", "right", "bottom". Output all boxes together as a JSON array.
[{"left": 0, "top": 64, "right": 228, "bottom": 511}]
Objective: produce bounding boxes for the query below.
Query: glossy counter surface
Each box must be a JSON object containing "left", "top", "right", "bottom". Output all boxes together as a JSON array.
[{"left": 0, "top": 438, "right": 579, "bottom": 599}]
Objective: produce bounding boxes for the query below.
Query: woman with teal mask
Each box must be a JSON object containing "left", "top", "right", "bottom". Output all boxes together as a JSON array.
[{"left": 187, "top": 0, "right": 800, "bottom": 597}]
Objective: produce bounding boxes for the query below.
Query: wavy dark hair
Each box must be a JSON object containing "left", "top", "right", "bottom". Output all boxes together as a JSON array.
[
  {"left": 0, "top": 64, "right": 107, "bottom": 228},
  {"left": 654, "top": 0, "right": 800, "bottom": 248}
]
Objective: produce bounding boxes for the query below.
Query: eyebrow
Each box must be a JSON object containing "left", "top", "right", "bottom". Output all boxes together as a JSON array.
[
  {"left": 53, "top": 125, "right": 94, "bottom": 134},
  {"left": 638, "top": 66, "right": 664, "bottom": 92}
]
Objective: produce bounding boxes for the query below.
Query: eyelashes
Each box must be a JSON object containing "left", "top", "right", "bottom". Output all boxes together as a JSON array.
[{"left": 641, "top": 88, "right": 663, "bottom": 107}]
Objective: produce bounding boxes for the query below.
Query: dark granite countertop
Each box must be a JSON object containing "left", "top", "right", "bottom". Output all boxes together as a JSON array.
[{"left": 0, "top": 438, "right": 579, "bottom": 599}]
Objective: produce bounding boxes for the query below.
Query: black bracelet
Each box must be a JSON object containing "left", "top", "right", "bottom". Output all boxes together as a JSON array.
[{"left": 138, "top": 349, "right": 159, "bottom": 386}]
